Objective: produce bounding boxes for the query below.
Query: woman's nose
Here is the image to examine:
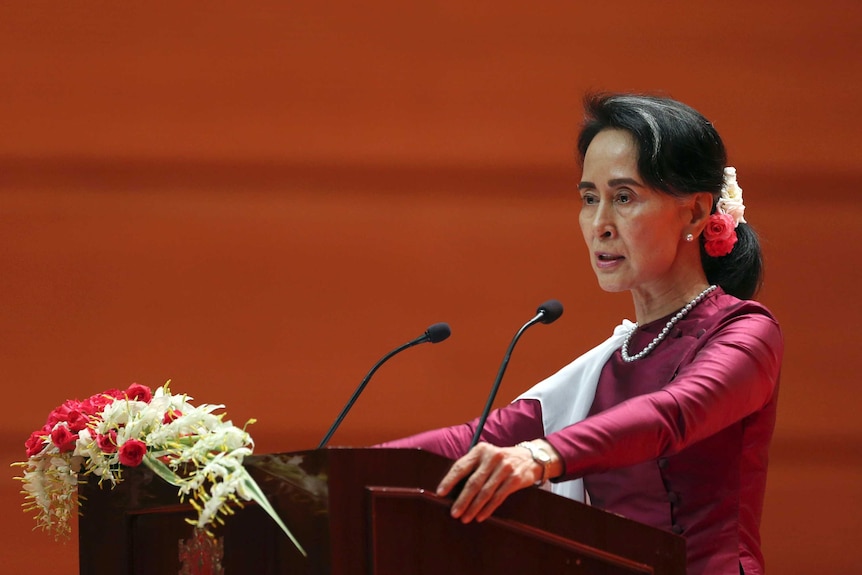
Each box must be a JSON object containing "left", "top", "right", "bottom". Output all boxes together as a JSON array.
[{"left": 591, "top": 203, "right": 615, "bottom": 239}]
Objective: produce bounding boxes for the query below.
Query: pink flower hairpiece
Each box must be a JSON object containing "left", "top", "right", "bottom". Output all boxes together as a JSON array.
[{"left": 703, "top": 167, "right": 746, "bottom": 257}]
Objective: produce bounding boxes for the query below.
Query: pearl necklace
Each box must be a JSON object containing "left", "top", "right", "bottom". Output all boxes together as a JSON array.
[{"left": 621, "top": 285, "right": 718, "bottom": 363}]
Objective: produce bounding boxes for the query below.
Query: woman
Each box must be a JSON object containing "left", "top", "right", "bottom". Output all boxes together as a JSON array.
[{"left": 380, "top": 93, "right": 782, "bottom": 575}]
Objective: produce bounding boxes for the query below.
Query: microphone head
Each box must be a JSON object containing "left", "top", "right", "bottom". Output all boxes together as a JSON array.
[
  {"left": 425, "top": 322, "right": 452, "bottom": 343},
  {"left": 536, "top": 300, "right": 564, "bottom": 324}
]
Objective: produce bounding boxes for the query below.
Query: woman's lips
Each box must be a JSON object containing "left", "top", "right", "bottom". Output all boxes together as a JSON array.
[{"left": 595, "top": 252, "right": 624, "bottom": 268}]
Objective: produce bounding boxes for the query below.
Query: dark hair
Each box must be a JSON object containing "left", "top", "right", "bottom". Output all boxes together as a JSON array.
[{"left": 576, "top": 93, "right": 762, "bottom": 299}]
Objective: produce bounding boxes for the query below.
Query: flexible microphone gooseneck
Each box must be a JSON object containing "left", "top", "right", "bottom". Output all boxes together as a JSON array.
[
  {"left": 318, "top": 322, "right": 451, "bottom": 448},
  {"left": 468, "top": 300, "right": 563, "bottom": 449}
]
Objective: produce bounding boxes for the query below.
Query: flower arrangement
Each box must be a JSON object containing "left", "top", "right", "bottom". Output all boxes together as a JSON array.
[
  {"left": 704, "top": 167, "right": 747, "bottom": 257},
  {"left": 13, "top": 381, "right": 304, "bottom": 556}
]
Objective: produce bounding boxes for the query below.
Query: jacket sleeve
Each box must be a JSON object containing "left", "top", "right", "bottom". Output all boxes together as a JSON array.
[
  {"left": 376, "top": 398, "right": 545, "bottom": 460},
  {"left": 545, "top": 311, "right": 783, "bottom": 481}
]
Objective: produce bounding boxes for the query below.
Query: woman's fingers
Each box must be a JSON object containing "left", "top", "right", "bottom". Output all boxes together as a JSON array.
[
  {"left": 460, "top": 463, "right": 521, "bottom": 523},
  {"left": 450, "top": 448, "right": 501, "bottom": 521},
  {"left": 435, "top": 446, "right": 482, "bottom": 497},
  {"left": 437, "top": 443, "right": 541, "bottom": 523}
]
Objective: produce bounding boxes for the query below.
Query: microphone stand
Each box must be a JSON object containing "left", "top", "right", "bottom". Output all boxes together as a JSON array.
[
  {"left": 318, "top": 323, "right": 450, "bottom": 448},
  {"left": 469, "top": 300, "right": 563, "bottom": 449}
]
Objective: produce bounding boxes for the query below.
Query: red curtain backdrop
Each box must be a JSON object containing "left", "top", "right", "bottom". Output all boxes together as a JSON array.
[{"left": 2, "top": 2, "right": 860, "bottom": 572}]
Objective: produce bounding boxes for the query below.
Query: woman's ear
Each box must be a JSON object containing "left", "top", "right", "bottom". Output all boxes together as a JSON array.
[{"left": 687, "top": 192, "right": 714, "bottom": 236}]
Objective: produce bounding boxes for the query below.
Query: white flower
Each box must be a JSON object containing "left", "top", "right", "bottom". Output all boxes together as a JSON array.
[{"left": 717, "top": 166, "right": 746, "bottom": 226}]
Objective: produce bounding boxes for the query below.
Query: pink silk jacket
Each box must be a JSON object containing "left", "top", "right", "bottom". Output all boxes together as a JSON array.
[{"left": 380, "top": 289, "right": 783, "bottom": 575}]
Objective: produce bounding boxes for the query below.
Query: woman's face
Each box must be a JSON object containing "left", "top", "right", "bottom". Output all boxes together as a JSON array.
[{"left": 578, "top": 129, "right": 695, "bottom": 296}]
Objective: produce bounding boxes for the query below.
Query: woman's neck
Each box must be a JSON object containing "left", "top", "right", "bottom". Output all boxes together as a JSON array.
[{"left": 631, "top": 277, "right": 712, "bottom": 325}]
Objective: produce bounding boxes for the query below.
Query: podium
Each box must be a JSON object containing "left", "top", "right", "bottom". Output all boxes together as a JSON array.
[{"left": 78, "top": 448, "right": 685, "bottom": 574}]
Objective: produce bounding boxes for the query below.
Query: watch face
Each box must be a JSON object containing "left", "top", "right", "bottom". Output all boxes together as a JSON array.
[
  {"left": 523, "top": 442, "right": 550, "bottom": 463},
  {"left": 535, "top": 448, "right": 551, "bottom": 463},
  {"left": 519, "top": 442, "right": 551, "bottom": 464}
]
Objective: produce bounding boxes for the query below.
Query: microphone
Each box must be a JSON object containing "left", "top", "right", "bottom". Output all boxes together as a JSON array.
[
  {"left": 469, "top": 300, "right": 563, "bottom": 449},
  {"left": 318, "top": 322, "right": 451, "bottom": 448}
]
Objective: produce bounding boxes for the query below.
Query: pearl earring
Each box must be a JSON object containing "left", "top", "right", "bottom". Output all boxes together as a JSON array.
[{"left": 685, "top": 233, "right": 694, "bottom": 242}]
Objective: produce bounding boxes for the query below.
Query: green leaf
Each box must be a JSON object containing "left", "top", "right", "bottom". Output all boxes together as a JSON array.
[
  {"left": 239, "top": 471, "right": 307, "bottom": 557},
  {"left": 141, "top": 454, "right": 306, "bottom": 558},
  {"left": 142, "top": 454, "right": 183, "bottom": 488}
]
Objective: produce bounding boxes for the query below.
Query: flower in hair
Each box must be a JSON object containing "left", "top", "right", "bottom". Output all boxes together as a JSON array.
[
  {"left": 703, "top": 167, "right": 746, "bottom": 257},
  {"left": 703, "top": 212, "right": 738, "bottom": 257},
  {"left": 716, "top": 167, "right": 746, "bottom": 226}
]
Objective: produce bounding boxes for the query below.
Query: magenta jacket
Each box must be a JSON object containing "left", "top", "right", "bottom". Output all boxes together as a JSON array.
[{"left": 380, "top": 289, "right": 783, "bottom": 575}]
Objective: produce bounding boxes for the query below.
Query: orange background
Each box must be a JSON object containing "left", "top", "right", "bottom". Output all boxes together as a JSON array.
[{"left": 2, "top": 2, "right": 861, "bottom": 572}]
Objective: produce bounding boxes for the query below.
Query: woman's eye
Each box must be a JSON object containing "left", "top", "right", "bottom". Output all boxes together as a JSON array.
[
  {"left": 616, "top": 192, "right": 631, "bottom": 204},
  {"left": 581, "top": 194, "right": 598, "bottom": 205}
]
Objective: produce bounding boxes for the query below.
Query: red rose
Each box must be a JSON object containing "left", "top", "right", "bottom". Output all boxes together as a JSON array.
[
  {"left": 118, "top": 438, "right": 147, "bottom": 467},
  {"left": 125, "top": 383, "right": 153, "bottom": 403},
  {"left": 50, "top": 424, "right": 78, "bottom": 453},
  {"left": 81, "top": 389, "right": 122, "bottom": 414},
  {"left": 703, "top": 213, "right": 738, "bottom": 257},
  {"left": 25, "top": 430, "right": 48, "bottom": 457},
  {"left": 97, "top": 429, "right": 119, "bottom": 454},
  {"left": 66, "top": 409, "right": 89, "bottom": 432},
  {"left": 162, "top": 409, "right": 182, "bottom": 424},
  {"left": 47, "top": 399, "right": 80, "bottom": 426}
]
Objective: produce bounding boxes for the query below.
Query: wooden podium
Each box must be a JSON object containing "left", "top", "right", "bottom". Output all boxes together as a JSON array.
[{"left": 78, "top": 448, "right": 685, "bottom": 574}]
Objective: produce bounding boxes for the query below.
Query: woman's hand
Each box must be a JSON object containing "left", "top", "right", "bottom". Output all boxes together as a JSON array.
[{"left": 435, "top": 441, "right": 560, "bottom": 523}]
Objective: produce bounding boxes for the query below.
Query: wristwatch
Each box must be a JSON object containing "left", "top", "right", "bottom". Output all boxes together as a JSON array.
[{"left": 516, "top": 441, "right": 552, "bottom": 485}]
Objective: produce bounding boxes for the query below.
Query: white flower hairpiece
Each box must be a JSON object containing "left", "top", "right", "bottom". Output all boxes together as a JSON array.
[{"left": 716, "top": 166, "right": 746, "bottom": 227}]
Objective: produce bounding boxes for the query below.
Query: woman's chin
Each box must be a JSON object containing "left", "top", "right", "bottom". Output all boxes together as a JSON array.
[{"left": 594, "top": 278, "right": 630, "bottom": 294}]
